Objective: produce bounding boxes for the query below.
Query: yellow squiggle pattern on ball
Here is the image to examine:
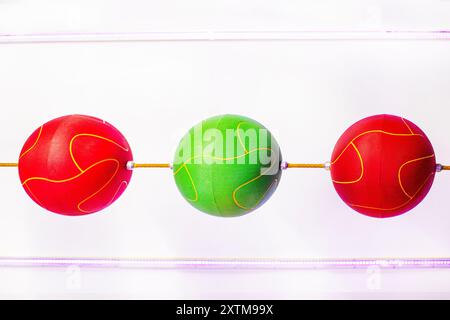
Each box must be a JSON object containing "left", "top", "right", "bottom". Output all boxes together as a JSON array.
[
  {"left": 19, "top": 126, "right": 43, "bottom": 159},
  {"left": 331, "top": 118, "right": 435, "bottom": 212},
  {"left": 174, "top": 122, "right": 278, "bottom": 211},
  {"left": 21, "top": 117, "right": 129, "bottom": 214}
]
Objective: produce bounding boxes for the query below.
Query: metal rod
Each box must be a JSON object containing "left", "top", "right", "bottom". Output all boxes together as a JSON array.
[
  {"left": 287, "top": 163, "right": 326, "bottom": 169},
  {"left": 0, "top": 163, "right": 18, "bottom": 167},
  {"left": 133, "top": 163, "right": 171, "bottom": 169}
]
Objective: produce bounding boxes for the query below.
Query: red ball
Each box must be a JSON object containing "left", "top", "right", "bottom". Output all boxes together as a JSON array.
[
  {"left": 19, "top": 115, "right": 133, "bottom": 216},
  {"left": 330, "top": 114, "right": 436, "bottom": 218}
]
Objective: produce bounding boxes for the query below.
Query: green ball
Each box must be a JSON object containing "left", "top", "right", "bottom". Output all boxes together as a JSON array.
[{"left": 173, "top": 114, "right": 282, "bottom": 217}]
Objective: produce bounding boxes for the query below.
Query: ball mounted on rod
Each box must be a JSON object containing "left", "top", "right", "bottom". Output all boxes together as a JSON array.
[{"left": 0, "top": 113, "right": 448, "bottom": 219}]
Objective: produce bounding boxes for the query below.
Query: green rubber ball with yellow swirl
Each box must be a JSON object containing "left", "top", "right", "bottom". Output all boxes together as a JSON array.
[{"left": 173, "top": 114, "right": 283, "bottom": 217}]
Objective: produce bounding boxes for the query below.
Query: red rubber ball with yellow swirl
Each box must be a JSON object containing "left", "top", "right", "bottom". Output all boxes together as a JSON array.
[
  {"left": 18, "top": 115, "right": 133, "bottom": 216},
  {"left": 330, "top": 114, "right": 436, "bottom": 218}
]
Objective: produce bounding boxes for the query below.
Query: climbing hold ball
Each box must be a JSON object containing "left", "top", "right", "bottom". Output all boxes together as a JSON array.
[
  {"left": 18, "top": 115, "right": 133, "bottom": 216},
  {"left": 330, "top": 114, "right": 436, "bottom": 218},
  {"left": 173, "top": 114, "right": 282, "bottom": 217}
]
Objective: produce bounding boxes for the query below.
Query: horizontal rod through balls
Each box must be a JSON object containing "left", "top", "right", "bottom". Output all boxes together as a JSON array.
[
  {"left": 0, "top": 162, "right": 173, "bottom": 169},
  {"left": 287, "top": 163, "right": 327, "bottom": 169},
  {"left": 133, "top": 163, "right": 172, "bottom": 169},
  {"left": 3, "top": 162, "right": 450, "bottom": 171},
  {"left": 0, "top": 163, "right": 18, "bottom": 167}
]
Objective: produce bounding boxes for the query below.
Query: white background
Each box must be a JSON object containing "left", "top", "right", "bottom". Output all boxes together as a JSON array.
[{"left": 0, "top": 0, "right": 450, "bottom": 299}]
